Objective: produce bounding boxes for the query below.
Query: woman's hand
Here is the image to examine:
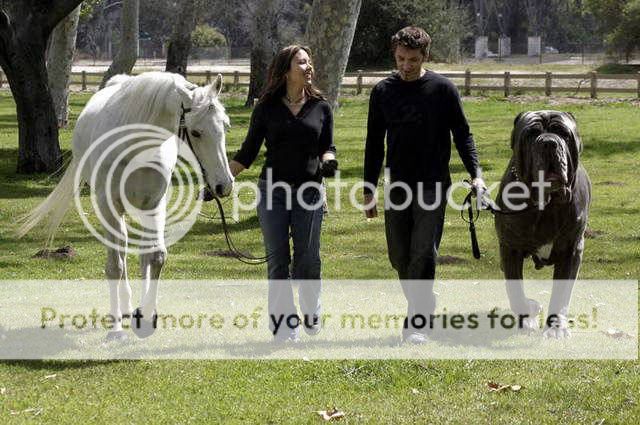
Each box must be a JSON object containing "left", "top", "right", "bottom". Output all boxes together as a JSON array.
[
  {"left": 229, "top": 160, "right": 245, "bottom": 177},
  {"left": 320, "top": 151, "right": 338, "bottom": 178}
]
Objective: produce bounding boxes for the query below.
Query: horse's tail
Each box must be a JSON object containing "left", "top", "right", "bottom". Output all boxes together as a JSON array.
[{"left": 16, "top": 158, "right": 83, "bottom": 246}]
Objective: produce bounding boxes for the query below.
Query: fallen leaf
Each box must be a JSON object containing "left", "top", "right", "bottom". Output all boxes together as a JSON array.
[
  {"left": 23, "top": 407, "right": 43, "bottom": 416},
  {"left": 317, "top": 408, "right": 345, "bottom": 421},
  {"left": 487, "top": 382, "right": 510, "bottom": 392},
  {"left": 411, "top": 388, "right": 420, "bottom": 395},
  {"left": 602, "top": 329, "right": 634, "bottom": 339},
  {"left": 0, "top": 387, "right": 6, "bottom": 395},
  {"left": 43, "top": 374, "right": 57, "bottom": 380},
  {"left": 487, "top": 382, "right": 522, "bottom": 392},
  {"left": 10, "top": 410, "right": 19, "bottom": 415}
]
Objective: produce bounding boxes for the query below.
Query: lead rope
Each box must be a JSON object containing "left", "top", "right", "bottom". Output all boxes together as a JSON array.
[{"left": 178, "top": 104, "right": 273, "bottom": 264}]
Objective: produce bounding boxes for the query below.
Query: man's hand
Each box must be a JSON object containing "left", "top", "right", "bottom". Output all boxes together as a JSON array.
[
  {"left": 363, "top": 193, "right": 378, "bottom": 218},
  {"left": 470, "top": 177, "right": 487, "bottom": 198}
]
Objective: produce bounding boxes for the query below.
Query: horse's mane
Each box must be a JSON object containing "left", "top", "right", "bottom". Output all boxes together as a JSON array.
[{"left": 104, "top": 72, "right": 191, "bottom": 128}]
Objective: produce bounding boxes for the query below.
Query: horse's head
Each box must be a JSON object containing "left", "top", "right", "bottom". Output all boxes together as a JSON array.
[{"left": 176, "top": 75, "right": 233, "bottom": 197}]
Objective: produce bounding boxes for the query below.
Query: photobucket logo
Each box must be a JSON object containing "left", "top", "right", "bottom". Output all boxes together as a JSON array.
[
  {"left": 73, "top": 124, "right": 205, "bottom": 254},
  {"left": 230, "top": 169, "right": 555, "bottom": 216}
]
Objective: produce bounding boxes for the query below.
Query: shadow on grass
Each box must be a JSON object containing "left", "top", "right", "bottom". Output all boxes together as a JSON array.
[
  {"left": 190, "top": 214, "right": 261, "bottom": 235},
  {"left": 583, "top": 139, "right": 640, "bottom": 158},
  {"left": 0, "top": 148, "right": 74, "bottom": 199}
]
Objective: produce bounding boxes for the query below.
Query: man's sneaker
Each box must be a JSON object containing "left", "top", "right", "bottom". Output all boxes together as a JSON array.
[
  {"left": 273, "top": 328, "right": 300, "bottom": 344},
  {"left": 272, "top": 334, "right": 300, "bottom": 344},
  {"left": 403, "top": 332, "right": 428, "bottom": 345},
  {"left": 303, "top": 314, "right": 322, "bottom": 336}
]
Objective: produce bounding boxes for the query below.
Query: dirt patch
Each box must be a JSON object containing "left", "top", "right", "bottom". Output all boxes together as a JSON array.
[
  {"left": 596, "top": 181, "right": 625, "bottom": 186},
  {"left": 585, "top": 228, "right": 606, "bottom": 239},
  {"left": 204, "top": 249, "right": 249, "bottom": 258},
  {"left": 596, "top": 258, "right": 615, "bottom": 264},
  {"left": 33, "top": 246, "right": 76, "bottom": 260},
  {"left": 437, "top": 255, "right": 467, "bottom": 265}
]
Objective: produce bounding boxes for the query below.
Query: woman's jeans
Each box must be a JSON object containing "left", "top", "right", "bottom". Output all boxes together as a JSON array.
[{"left": 257, "top": 179, "right": 323, "bottom": 339}]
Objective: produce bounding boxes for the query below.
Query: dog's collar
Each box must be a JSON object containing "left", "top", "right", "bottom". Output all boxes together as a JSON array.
[{"left": 510, "top": 166, "right": 520, "bottom": 181}]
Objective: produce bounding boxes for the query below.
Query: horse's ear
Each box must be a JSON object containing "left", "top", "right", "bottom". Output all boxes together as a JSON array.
[{"left": 208, "top": 74, "right": 223, "bottom": 97}]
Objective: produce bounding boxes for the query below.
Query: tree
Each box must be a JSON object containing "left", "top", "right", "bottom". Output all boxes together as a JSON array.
[
  {"left": 165, "top": 1, "right": 198, "bottom": 76},
  {"left": 305, "top": 0, "right": 362, "bottom": 110},
  {"left": 100, "top": 0, "right": 139, "bottom": 88},
  {"left": 245, "top": 0, "right": 286, "bottom": 106},
  {"left": 47, "top": 5, "right": 81, "bottom": 128},
  {"left": 587, "top": 0, "right": 640, "bottom": 60},
  {"left": 607, "top": 0, "right": 640, "bottom": 60},
  {"left": 0, "top": 0, "right": 85, "bottom": 174},
  {"left": 349, "top": 0, "right": 470, "bottom": 68}
]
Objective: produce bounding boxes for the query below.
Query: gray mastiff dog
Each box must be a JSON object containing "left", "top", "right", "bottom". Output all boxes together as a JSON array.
[{"left": 495, "top": 110, "right": 591, "bottom": 338}]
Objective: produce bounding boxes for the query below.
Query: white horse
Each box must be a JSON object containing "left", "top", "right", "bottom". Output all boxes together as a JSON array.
[{"left": 18, "top": 72, "right": 234, "bottom": 340}]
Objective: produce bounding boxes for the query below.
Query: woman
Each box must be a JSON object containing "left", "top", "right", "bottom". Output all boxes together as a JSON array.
[{"left": 229, "top": 45, "right": 337, "bottom": 342}]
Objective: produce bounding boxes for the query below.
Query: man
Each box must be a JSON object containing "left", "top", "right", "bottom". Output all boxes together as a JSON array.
[{"left": 363, "top": 26, "right": 485, "bottom": 344}]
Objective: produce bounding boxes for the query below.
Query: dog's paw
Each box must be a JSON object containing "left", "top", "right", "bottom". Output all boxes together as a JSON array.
[
  {"left": 516, "top": 298, "right": 542, "bottom": 333},
  {"left": 543, "top": 314, "right": 571, "bottom": 339}
]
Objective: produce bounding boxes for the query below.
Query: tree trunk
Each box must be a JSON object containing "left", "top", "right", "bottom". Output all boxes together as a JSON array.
[
  {"left": 100, "top": 0, "right": 140, "bottom": 88},
  {"left": 304, "top": 0, "right": 362, "bottom": 110},
  {"left": 0, "top": 1, "right": 84, "bottom": 174},
  {"left": 245, "top": 0, "right": 285, "bottom": 107},
  {"left": 47, "top": 5, "right": 80, "bottom": 128},
  {"left": 165, "top": 2, "right": 198, "bottom": 76}
]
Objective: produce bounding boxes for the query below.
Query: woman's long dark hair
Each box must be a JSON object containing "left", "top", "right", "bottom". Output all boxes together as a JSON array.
[{"left": 259, "top": 45, "right": 324, "bottom": 105}]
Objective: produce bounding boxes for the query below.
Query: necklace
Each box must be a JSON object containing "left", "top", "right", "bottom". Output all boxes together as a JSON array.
[{"left": 285, "top": 93, "right": 306, "bottom": 104}]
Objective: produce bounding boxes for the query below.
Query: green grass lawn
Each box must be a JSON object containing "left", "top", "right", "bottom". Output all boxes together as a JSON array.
[{"left": 0, "top": 90, "right": 639, "bottom": 423}]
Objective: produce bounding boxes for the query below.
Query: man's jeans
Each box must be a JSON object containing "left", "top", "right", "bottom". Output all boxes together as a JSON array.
[
  {"left": 384, "top": 186, "right": 446, "bottom": 337},
  {"left": 257, "top": 179, "right": 323, "bottom": 339}
]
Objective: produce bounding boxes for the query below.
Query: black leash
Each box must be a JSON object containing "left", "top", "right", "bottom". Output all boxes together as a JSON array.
[{"left": 461, "top": 180, "right": 539, "bottom": 260}]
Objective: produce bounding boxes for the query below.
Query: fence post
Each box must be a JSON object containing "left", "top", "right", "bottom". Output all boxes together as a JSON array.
[
  {"left": 205, "top": 70, "right": 212, "bottom": 85},
  {"left": 233, "top": 71, "right": 239, "bottom": 91},
  {"left": 590, "top": 71, "right": 597, "bottom": 99},
  {"left": 504, "top": 71, "right": 511, "bottom": 97},
  {"left": 356, "top": 70, "right": 363, "bottom": 95},
  {"left": 0, "top": 70, "right": 3, "bottom": 88},
  {"left": 464, "top": 69, "right": 471, "bottom": 96},
  {"left": 82, "top": 71, "right": 87, "bottom": 91},
  {"left": 545, "top": 72, "right": 552, "bottom": 96}
]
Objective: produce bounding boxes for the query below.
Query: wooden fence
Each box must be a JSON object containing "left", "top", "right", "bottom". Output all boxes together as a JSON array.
[{"left": 1, "top": 70, "right": 639, "bottom": 98}]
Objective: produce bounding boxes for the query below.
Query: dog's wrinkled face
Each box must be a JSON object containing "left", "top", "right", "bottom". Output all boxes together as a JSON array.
[{"left": 511, "top": 110, "right": 581, "bottom": 205}]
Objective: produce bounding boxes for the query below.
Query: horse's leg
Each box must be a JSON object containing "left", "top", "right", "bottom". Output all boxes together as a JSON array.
[
  {"left": 118, "top": 215, "right": 133, "bottom": 317},
  {"left": 103, "top": 209, "right": 129, "bottom": 342},
  {"left": 132, "top": 200, "right": 166, "bottom": 339}
]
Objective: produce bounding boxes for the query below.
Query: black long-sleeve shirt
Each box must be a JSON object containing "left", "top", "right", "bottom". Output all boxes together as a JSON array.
[
  {"left": 233, "top": 97, "right": 335, "bottom": 185},
  {"left": 363, "top": 71, "right": 479, "bottom": 193}
]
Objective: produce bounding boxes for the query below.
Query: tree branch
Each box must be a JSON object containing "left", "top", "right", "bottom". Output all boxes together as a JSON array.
[{"left": 44, "top": 0, "right": 85, "bottom": 34}]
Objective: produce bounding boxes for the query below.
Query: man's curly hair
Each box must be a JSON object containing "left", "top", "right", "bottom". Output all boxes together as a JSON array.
[{"left": 391, "top": 26, "right": 431, "bottom": 57}]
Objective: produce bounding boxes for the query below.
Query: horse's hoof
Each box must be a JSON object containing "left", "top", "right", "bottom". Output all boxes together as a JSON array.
[
  {"left": 105, "top": 330, "right": 129, "bottom": 342},
  {"left": 131, "top": 307, "right": 158, "bottom": 339}
]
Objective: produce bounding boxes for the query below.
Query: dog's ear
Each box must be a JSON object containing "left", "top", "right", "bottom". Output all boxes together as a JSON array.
[
  {"left": 564, "top": 111, "right": 577, "bottom": 124},
  {"left": 511, "top": 112, "right": 527, "bottom": 150}
]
